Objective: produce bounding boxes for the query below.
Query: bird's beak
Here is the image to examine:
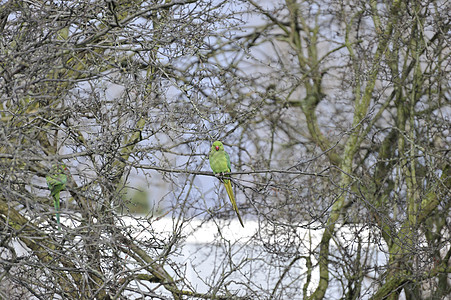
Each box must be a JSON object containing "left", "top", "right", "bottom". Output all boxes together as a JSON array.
[{"left": 215, "top": 146, "right": 219, "bottom": 151}]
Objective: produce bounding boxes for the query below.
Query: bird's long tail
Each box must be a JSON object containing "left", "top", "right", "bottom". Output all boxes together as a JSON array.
[
  {"left": 223, "top": 179, "right": 244, "bottom": 227},
  {"left": 53, "top": 193, "right": 61, "bottom": 231}
]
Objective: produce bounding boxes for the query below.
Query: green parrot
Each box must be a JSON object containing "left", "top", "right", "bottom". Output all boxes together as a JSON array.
[
  {"left": 46, "top": 164, "right": 68, "bottom": 230},
  {"left": 209, "top": 141, "right": 244, "bottom": 227}
]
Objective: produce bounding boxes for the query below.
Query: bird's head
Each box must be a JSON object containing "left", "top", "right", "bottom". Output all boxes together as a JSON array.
[
  {"left": 211, "top": 141, "right": 224, "bottom": 151},
  {"left": 51, "top": 163, "right": 68, "bottom": 174}
]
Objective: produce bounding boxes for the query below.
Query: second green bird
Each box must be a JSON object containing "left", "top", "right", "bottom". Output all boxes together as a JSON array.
[
  {"left": 209, "top": 141, "right": 244, "bottom": 227},
  {"left": 46, "top": 164, "right": 68, "bottom": 231}
]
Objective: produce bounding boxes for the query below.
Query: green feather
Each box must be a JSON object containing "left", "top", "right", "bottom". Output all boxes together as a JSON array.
[
  {"left": 46, "top": 164, "right": 68, "bottom": 230},
  {"left": 209, "top": 141, "right": 244, "bottom": 227}
]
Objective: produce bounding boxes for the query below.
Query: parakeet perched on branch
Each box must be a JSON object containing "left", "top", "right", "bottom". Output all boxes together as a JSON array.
[
  {"left": 46, "top": 164, "right": 68, "bottom": 230},
  {"left": 209, "top": 141, "right": 244, "bottom": 227}
]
